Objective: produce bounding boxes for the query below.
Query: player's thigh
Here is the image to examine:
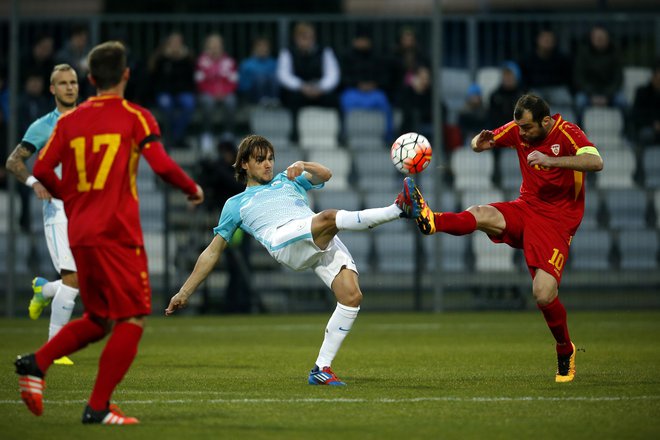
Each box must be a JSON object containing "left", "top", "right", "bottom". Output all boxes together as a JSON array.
[
  {"left": 523, "top": 221, "right": 571, "bottom": 288},
  {"left": 467, "top": 204, "right": 506, "bottom": 235},
  {"left": 315, "top": 237, "right": 361, "bottom": 305},
  {"left": 43, "top": 222, "right": 77, "bottom": 273}
]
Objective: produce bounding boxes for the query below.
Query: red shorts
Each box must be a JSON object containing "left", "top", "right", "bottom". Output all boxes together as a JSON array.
[
  {"left": 488, "top": 199, "right": 574, "bottom": 286},
  {"left": 72, "top": 245, "right": 152, "bottom": 320}
]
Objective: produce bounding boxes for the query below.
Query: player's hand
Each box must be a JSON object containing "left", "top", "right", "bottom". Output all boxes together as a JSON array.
[
  {"left": 32, "top": 182, "right": 52, "bottom": 201},
  {"left": 187, "top": 184, "right": 204, "bottom": 205},
  {"left": 526, "top": 150, "right": 551, "bottom": 167},
  {"left": 286, "top": 161, "right": 305, "bottom": 180},
  {"left": 475, "top": 130, "right": 495, "bottom": 150},
  {"left": 165, "top": 291, "right": 190, "bottom": 316}
]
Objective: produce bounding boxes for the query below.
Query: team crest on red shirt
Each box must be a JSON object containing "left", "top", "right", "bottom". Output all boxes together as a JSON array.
[{"left": 551, "top": 144, "right": 560, "bottom": 155}]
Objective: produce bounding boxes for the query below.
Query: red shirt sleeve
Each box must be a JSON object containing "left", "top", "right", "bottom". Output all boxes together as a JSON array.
[
  {"left": 33, "top": 121, "right": 64, "bottom": 199},
  {"left": 142, "top": 141, "right": 198, "bottom": 196},
  {"left": 491, "top": 121, "right": 519, "bottom": 148}
]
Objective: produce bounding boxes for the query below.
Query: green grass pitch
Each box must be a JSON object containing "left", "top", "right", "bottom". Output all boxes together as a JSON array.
[{"left": 1, "top": 311, "right": 659, "bottom": 439}]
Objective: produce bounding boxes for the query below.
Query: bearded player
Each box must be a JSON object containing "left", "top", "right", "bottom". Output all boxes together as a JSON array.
[{"left": 399, "top": 94, "right": 603, "bottom": 382}]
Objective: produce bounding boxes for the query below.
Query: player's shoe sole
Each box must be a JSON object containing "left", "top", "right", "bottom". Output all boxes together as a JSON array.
[
  {"left": 405, "top": 178, "right": 436, "bottom": 235},
  {"left": 308, "top": 366, "right": 346, "bottom": 386},
  {"left": 82, "top": 404, "right": 140, "bottom": 425},
  {"left": 53, "top": 356, "right": 74, "bottom": 366},
  {"left": 29, "top": 277, "right": 51, "bottom": 320},
  {"left": 395, "top": 178, "right": 415, "bottom": 219},
  {"left": 15, "top": 354, "right": 45, "bottom": 416},
  {"left": 555, "top": 342, "right": 576, "bottom": 383}
]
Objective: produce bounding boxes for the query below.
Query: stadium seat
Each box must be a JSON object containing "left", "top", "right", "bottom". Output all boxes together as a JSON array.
[
  {"left": 460, "top": 189, "right": 505, "bottom": 210},
  {"left": 551, "top": 106, "right": 577, "bottom": 124},
  {"left": 595, "top": 148, "right": 636, "bottom": 189},
  {"left": 623, "top": 66, "right": 653, "bottom": 107},
  {"left": 570, "top": 228, "right": 612, "bottom": 270},
  {"left": 604, "top": 188, "right": 648, "bottom": 229},
  {"left": 424, "top": 233, "right": 469, "bottom": 272},
  {"left": 583, "top": 107, "right": 626, "bottom": 150},
  {"left": 654, "top": 190, "right": 660, "bottom": 229},
  {"left": 249, "top": 106, "right": 293, "bottom": 147},
  {"left": 617, "top": 229, "right": 658, "bottom": 270},
  {"left": 497, "top": 148, "right": 522, "bottom": 191},
  {"left": 298, "top": 107, "right": 340, "bottom": 149},
  {"left": 354, "top": 151, "right": 401, "bottom": 192},
  {"left": 582, "top": 190, "right": 602, "bottom": 229},
  {"left": 450, "top": 147, "right": 495, "bottom": 190},
  {"left": 314, "top": 190, "right": 362, "bottom": 212},
  {"left": 345, "top": 109, "right": 387, "bottom": 150},
  {"left": 273, "top": 148, "right": 306, "bottom": 174},
  {"left": 441, "top": 68, "right": 472, "bottom": 124},
  {"left": 0, "top": 232, "right": 30, "bottom": 274},
  {"left": 642, "top": 146, "right": 660, "bottom": 189},
  {"left": 140, "top": 189, "right": 166, "bottom": 232},
  {"left": 374, "top": 229, "right": 416, "bottom": 272},
  {"left": 307, "top": 150, "right": 352, "bottom": 191},
  {"left": 475, "top": 67, "right": 502, "bottom": 108},
  {"left": 143, "top": 231, "right": 166, "bottom": 275},
  {"left": 337, "top": 231, "right": 373, "bottom": 272},
  {"left": 472, "top": 233, "right": 515, "bottom": 272}
]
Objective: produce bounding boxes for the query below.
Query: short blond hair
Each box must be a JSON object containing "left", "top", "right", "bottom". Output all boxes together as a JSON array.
[{"left": 50, "top": 64, "right": 76, "bottom": 84}]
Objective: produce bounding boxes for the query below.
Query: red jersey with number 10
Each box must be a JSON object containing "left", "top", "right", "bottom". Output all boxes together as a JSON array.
[
  {"left": 492, "top": 114, "right": 596, "bottom": 233},
  {"left": 34, "top": 94, "right": 198, "bottom": 247}
]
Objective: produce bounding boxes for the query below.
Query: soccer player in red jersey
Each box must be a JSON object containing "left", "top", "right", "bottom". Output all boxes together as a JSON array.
[
  {"left": 399, "top": 94, "right": 603, "bottom": 382},
  {"left": 15, "top": 41, "right": 204, "bottom": 424}
]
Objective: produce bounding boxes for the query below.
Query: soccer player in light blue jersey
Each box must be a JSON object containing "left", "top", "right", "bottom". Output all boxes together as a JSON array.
[
  {"left": 166, "top": 134, "right": 411, "bottom": 385},
  {"left": 6, "top": 64, "right": 79, "bottom": 366}
]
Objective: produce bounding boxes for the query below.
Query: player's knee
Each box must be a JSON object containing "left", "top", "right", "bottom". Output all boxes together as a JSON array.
[
  {"left": 532, "top": 284, "right": 557, "bottom": 306},
  {"left": 316, "top": 210, "right": 337, "bottom": 227},
  {"left": 341, "top": 288, "right": 362, "bottom": 307}
]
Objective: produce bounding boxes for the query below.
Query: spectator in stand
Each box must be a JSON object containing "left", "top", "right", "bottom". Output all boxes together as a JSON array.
[
  {"left": 21, "top": 34, "right": 55, "bottom": 98},
  {"left": 399, "top": 66, "right": 434, "bottom": 140},
  {"left": 238, "top": 36, "right": 279, "bottom": 105},
  {"left": 574, "top": 25, "right": 625, "bottom": 115},
  {"left": 389, "top": 27, "right": 429, "bottom": 106},
  {"left": 489, "top": 61, "right": 525, "bottom": 128},
  {"left": 458, "top": 83, "right": 489, "bottom": 145},
  {"left": 339, "top": 25, "right": 393, "bottom": 142},
  {"left": 519, "top": 29, "right": 573, "bottom": 106},
  {"left": 631, "top": 63, "right": 660, "bottom": 147},
  {"left": 150, "top": 31, "right": 197, "bottom": 147},
  {"left": 195, "top": 33, "right": 238, "bottom": 153},
  {"left": 55, "top": 25, "right": 92, "bottom": 98},
  {"left": 277, "top": 21, "right": 340, "bottom": 141}
]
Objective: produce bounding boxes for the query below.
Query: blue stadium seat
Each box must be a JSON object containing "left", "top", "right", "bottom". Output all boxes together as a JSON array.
[
  {"left": 617, "top": 229, "right": 658, "bottom": 270},
  {"left": 642, "top": 146, "right": 660, "bottom": 189},
  {"left": 604, "top": 188, "right": 648, "bottom": 229},
  {"left": 570, "top": 228, "right": 612, "bottom": 270}
]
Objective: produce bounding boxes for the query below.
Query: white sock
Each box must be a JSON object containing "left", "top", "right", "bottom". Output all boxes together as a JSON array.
[
  {"left": 335, "top": 204, "right": 401, "bottom": 231},
  {"left": 315, "top": 303, "right": 360, "bottom": 368},
  {"left": 48, "top": 284, "right": 78, "bottom": 340},
  {"left": 42, "top": 279, "right": 61, "bottom": 299}
]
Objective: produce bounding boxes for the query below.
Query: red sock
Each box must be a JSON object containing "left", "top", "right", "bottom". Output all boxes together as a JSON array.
[
  {"left": 435, "top": 211, "right": 477, "bottom": 235},
  {"left": 88, "top": 321, "right": 143, "bottom": 411},
  {"left": 35, "top": 316, "right": 106, "bottom": 374},
  {"left": 538, "top": 297, "right": 573, "bottom": 356}
]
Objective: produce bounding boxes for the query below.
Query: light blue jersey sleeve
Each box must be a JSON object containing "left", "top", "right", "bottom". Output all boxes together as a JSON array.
[
  {"left": 213, "top": 196, "right": 242, "bottom": 242},
  {"left": 21, "top": 110, "right": 59, "bottom": 152}
]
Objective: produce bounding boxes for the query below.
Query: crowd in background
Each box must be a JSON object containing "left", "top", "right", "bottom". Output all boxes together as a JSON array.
[{"left": 1, "top": 21, "right": 660, "bottom": 184}]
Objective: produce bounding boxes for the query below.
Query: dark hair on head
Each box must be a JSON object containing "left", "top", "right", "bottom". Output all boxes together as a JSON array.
[
  {"left": 514, "top": 94, "right": 550, "bottom": 125},
  {"left": 87, "top": 41, "right": 127, "bottom": 90},
  {"left": 234, "top": 135, "right": 274, "bottom": 184}
]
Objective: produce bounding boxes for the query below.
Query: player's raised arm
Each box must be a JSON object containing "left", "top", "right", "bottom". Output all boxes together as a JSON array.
[
  {"left": 165, "top": 234, "right": 228, "bottom": 315},
  {"left": 286, "top": 160, "right": 332, "bottom": 184},
  {"left": 471, "top": 130, "right": 495, "bottom": 152},
  {"left": 141, "top": 140, "right": 204, "bottom": 205}
]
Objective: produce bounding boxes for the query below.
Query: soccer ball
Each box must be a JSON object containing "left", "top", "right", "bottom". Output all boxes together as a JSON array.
[{"left": 390, "top": 132, "right": 432, "bottom": 175}]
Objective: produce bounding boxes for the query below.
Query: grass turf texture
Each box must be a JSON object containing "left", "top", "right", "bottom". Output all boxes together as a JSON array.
[{"left": 1, "top": 311, "right": 659, "bottom": 439}]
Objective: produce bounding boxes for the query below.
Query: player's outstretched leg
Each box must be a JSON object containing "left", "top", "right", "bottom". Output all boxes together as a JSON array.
[
  {"left": 15, "top": 353, "right": 46, "bottom": 416},
  {"left": 405, "top": 177, "right": 436, "bottom": 235},
  {"left": 555, "top": 342, "right": 576, "bottom": 383},
  {"left": 82, "top": 404, "right": 140, "bottom": 425},
  {"left": 29, "top": 277, "right": 52, "bottom": 320},
  {"left": 308, "top": 366, "right": 346, "bottom": 386}
]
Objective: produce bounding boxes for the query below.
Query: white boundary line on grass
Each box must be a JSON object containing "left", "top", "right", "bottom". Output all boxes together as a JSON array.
[{"left": 2, "top": 395, "right": 660, "bottom": 405}]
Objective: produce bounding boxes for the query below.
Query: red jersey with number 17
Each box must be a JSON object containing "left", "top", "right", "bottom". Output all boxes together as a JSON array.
[
  {"left": 34, "top": 94, "right": 198, "bottom": 247},
  {"left": 492, "top": 114, "right": 596, "bottom": 233}
]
